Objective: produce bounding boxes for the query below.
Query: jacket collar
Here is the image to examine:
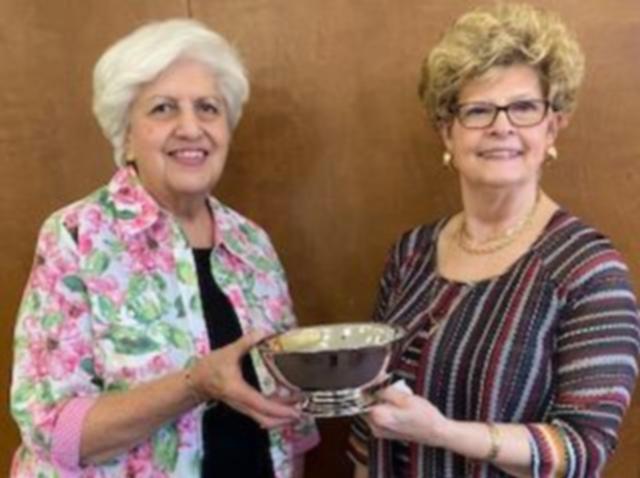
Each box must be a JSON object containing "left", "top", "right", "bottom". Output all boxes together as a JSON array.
[{"left": 107, "top": 166, "right": 263, "bottom": 267}]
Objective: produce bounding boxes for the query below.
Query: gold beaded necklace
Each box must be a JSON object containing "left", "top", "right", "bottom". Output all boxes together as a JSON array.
[{"left": 457, "top": 191, "right": 541, "bottom": 255}]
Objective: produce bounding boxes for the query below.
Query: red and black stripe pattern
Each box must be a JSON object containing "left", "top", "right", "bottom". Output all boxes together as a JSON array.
[{"left": 349, "top": 210, "right": 640, "bottom": 477}]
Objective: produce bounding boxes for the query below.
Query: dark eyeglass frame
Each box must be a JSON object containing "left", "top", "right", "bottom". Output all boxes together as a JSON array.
[{"left": 450, "top": 99, "right": 551, "bottom": 129}]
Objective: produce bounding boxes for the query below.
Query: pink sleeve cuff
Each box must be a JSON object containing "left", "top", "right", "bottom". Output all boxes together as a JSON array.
[
  {"left": 293, "top": 430, "right": 321, "bottom": 455},
  {"left": 51, "top": 397, "right": 97, "bottom": 472}
]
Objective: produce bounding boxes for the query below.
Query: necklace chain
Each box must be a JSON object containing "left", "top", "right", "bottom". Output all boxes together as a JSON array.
[{"left": 457, "top": 191, "right": 541, "bottom": 255}]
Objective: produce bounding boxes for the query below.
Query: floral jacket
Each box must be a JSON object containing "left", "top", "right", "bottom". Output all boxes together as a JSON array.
[{"left": 11, "top": 167, "right": 319, "bottom": 477}]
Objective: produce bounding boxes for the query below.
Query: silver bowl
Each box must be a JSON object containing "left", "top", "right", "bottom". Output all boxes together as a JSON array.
[{"left": 257, "top": 323, "right": 405, "bottom": 417}]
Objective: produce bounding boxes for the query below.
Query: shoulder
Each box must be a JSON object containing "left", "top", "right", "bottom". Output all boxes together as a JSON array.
[
  {"left": 385, "top": 218, "right": 446, "bottom": 273},
  {"left": 37, "top": 185, "right": 109, "bottom": 247},
  {"left": 392, "top": 218, "right": 444, "bottom": 257},
  {"left": 210, "top": 198, "right": 283, "bottom": 271},
  {"left": 538, "top": 209, "right": 631, "bottom": 291},
  {"left": 212, "top": 198, "right": 272, "bottom": 244}
]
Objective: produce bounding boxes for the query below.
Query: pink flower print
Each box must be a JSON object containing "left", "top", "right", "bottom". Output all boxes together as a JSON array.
[
  {"left": 149, "top": 354, "right": 173, "bottom": 375},
  {"left": 30, "top": 405, "right": 57, "bottom": 441},
  {"left": 24, "top": 336, "right": 53, "bottom": 382},
  {"left": 84, "top": 206, "right": 105, "bottom": 234},
  {"left": 126, "top": 443, "right": 155, "bottom": 477},
  {"left": 194, "top": 336, "right": 209, "bottom": 355},
  {"left": 176, "top": 412, "right": 199, "bottom": 447},
  {"left": 62, "top": 209, "right": 79, "bottom": 231},
  {"left": 226, "top": 288, "right": 246, "bottom": 313},
  {"left": 85, "top": 275, "right": 123, "bottom": 305},
  {"left": 126, "top": 234, "right": 175, "bottom": 274},
  {"left": 78, "top": 235, "right": 94, "bottom": 255},
  {"left": 46, "top": 317, "right": 91, "bottom": 380},
  {"left": 29, "top": 260, "right": 59, "bottom": 294},
  {"left": 21, "top": 313, "right": 89, "bottom": 383},
  {"left": 265, "top": 296, "right": 288, "bottom": 321},
  {"left": 38, "top": 230, "right": 63, "bottom": 259},
  {"left": 126, "top": 441, "right": 173, "bottom": 478},
  {"left": 76, "top": 208, "right": 106, "bottom": 254},
  {"left": 118, "top": 366, "right": 140, "bottom": 383},
  {"left": 149, "top": 217, "right": 172, "bottom": 243},
  {"left": 59, "top": 295, "right": 89, "bottom": 320},
  {"left": 115, "top": 184, "right": 135, "bottom": 204},
  {"left": 113, "top": 173, "right": 155, "bottom": 211}
]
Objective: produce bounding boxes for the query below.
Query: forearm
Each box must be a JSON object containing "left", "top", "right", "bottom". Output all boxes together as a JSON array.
[
  {"left": 353, "top": 461, "right": 368, "bottom": 478},
  {"left": 81, "top": 369, "right": 196, "bottom": 464},
  {"left": 439, "top": 420, "right": 531, "bottom": 477}
]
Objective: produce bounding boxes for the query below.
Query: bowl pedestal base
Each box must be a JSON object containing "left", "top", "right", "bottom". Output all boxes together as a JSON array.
[{"left": 300, "top": 376, "right": 390, "bottom": 417}]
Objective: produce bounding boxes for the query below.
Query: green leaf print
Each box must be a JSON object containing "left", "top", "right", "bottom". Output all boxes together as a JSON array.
[
  {"left": 12, "top": 407, "right": 33, "bottom": 430},
  {"left": 153, "top": 425, "right": 180, "bottom": 471},
  {"left": 63, "top": 275, "right": 87, "bottom": 294},
  {"left": 152, "top": 274, "right": 167, "bottom": 291},
  {"left": 115, "top": 209, "right": 137, "bottom": 220},
  {"left": 36, "top": 381, "right": 55, "bottom": 405},
  {"left": 105, "top": 380, "right": 130, "bottom": 392},
  {"left": 154, "top": 323, "right": 190, "bottom": 349},
  {"left": 12, "top": 382, "right": 35, "bottom": 405},
  {"left": 129, "top": 299, "right": 164, "bottom": 323},
  {"left": 41, "top": 313, "right": 63, "bottom": 330},
  {"left": 177, "top": 260, "right": 196, "bottom": 285},
  {"left": 239, "top": 222, "right": 260, "bottom": 243},
  {"left": 168, "top": 326, "right": 191, "bottom": 349},
  {"left": 97, "top": 189, "right": 111, "bottom": 208},
  {"left": 189, "top": 294, "right": 201, "bottom": 313},
  {"left": 107, "top": 325, "right": 159, "bottom": 354},
  {"left": 174, "top": 297, "right": 186, "bottom": 318},
  {"left": 128, "top": 275, "right": 147, "bottom": 298},
  {"left": 105, "top": 238, "right": 125, "bottom": 255},
  {"left": 80, "top": 357, "right": 96, "bottom": 376},
  {"left": 126, "top": 275, "right": 169, "bottom": 323},
  {"left": 19, "top": 291, "right": 41, "bottom": 315},
  {"left": 251, "top": 255, "right": 274, "bottom": 272},
  {"left": 97, "top": 296, "right": 118, "bottom": 322},
  {"left": 86, "top": 250, "right": 110, "bottom": 274}
]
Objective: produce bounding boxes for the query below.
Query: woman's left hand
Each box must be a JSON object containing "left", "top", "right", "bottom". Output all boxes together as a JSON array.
[{"left": 364, "top": 386, "right": 451, "bottom": 447}]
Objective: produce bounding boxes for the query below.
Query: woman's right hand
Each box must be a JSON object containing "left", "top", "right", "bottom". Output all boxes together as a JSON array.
[{"left": 189, "top": 330, "right": 301, "bottom": 429}]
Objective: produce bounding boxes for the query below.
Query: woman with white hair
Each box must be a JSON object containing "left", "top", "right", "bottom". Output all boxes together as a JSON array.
[{"left": 10, "top": 19, "right": 318, "bottom": 477}]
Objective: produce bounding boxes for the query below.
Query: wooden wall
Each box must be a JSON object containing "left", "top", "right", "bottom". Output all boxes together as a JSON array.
[{"left": 1, "top": 1, "right": 639, "bottom": 476}]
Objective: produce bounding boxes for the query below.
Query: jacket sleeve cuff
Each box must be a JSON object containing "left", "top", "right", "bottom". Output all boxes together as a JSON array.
[
  {"left": 51, "top": 397, "right": 97, "bottom": 472},
  {"left": 292, "top": 429, "right": 321, "bottom": 455},
  {"left": 526, "top": 423, "right": 567, "bottom": 478}
]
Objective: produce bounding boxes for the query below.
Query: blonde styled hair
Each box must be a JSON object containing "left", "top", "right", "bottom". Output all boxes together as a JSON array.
[{"left": 419, "top": 3, "right": 585, "bottom": 125}]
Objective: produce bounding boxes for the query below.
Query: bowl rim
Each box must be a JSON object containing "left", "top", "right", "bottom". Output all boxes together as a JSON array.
[{"left": 257, "top": 322, "right": 406, "bottom": 355}]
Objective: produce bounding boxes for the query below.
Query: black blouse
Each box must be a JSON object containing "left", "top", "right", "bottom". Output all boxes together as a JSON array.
[{"left": 193, "top": 248, "right": 274, "bottom": 478}]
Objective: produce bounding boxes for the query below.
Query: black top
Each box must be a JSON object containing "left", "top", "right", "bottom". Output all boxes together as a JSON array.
[{"left": 193, "top": 248, "right": 274, "bottom": 478}]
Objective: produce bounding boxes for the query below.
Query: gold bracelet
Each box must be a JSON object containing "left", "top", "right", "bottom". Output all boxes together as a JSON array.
[
  {"left": 486, "top": 423, "right": 501, "bottom": 462},
  {"left": 184, "top": 366, "right": 207, "bottom": 404}
]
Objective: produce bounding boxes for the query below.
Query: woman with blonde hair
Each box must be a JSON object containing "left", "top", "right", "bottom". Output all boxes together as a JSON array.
[
  {"left": 11, "top": 18, "right": 318, "bottom": 477},
  {"left": 349, "top": 3, "right": 639, "bottom": 477}
]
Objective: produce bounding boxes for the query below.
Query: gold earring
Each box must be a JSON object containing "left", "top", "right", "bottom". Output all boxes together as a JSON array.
[
  {"left": 125, "top": 151, "right": 136, "bottom": 165},
  {"left": 546, "top": 146, "right": 558, "bottom": 164},
  {"left": 443, "top": 151, "right": 453, "bottom": 169}
]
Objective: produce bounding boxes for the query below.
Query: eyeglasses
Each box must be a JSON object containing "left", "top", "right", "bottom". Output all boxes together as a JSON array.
[{"left": 451, "top": 99, "right": 550, "bottom": 129}]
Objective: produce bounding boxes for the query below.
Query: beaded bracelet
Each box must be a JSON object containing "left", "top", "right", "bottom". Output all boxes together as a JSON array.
[{"left": 486, "top": 423, "right": 501, "bottom": 462}]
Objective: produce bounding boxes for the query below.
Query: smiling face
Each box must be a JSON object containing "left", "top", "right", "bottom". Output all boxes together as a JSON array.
[
  {"left": 440, "top": 64, "right": 560, "bottom": 192},
  {"left": 126, "top": 58, "right": 231, "bottom": 210}
]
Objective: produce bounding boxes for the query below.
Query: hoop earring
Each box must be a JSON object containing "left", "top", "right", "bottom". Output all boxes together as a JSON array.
[
  {"left": 442, "top": 151, "right": 453, "bottom": 169},
  {"left": 546, "top": 146, "right": 558, "bottom": 164}
]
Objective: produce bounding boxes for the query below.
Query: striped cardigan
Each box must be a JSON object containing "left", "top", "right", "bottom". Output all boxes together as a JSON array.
[{"left": 350, "top": 210, "right": 640, "bottom": 477}]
